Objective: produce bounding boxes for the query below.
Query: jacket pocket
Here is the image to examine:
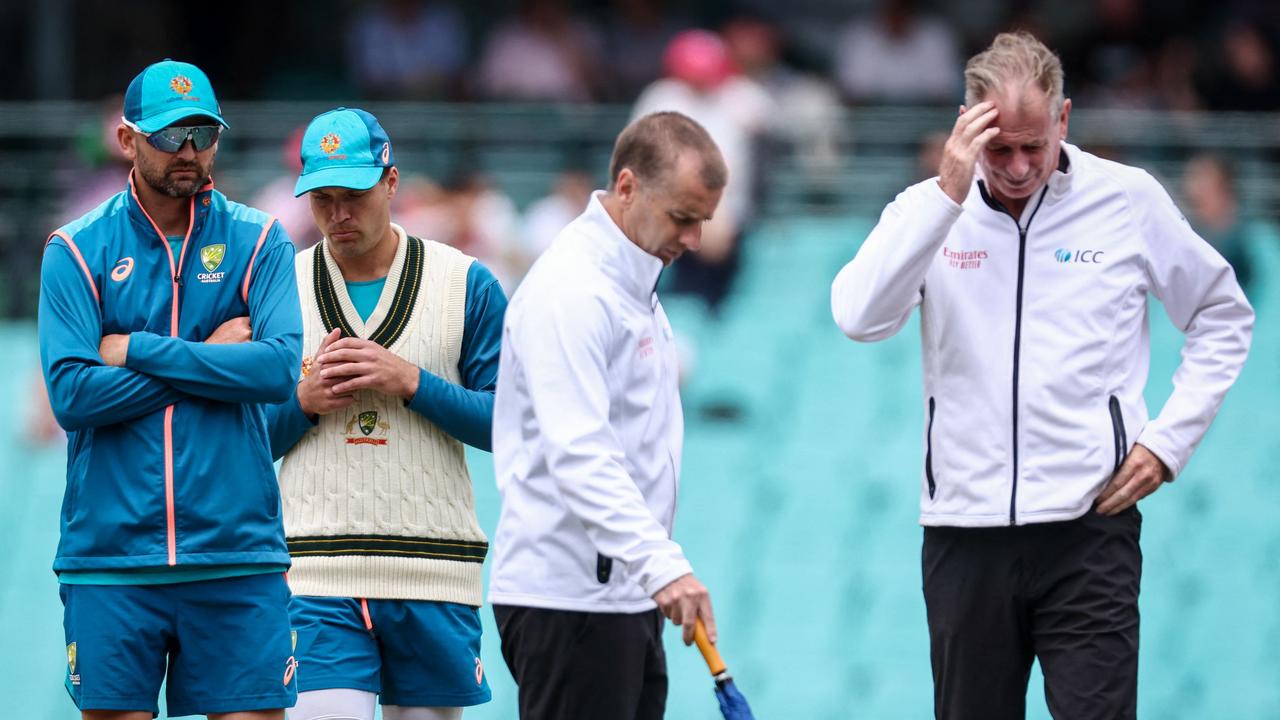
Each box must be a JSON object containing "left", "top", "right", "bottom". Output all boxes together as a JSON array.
[
  {"left": 926, "top": 397, "right": 937, "bottom": 499},
  {"left": 596, "top": 554, "right": 613, "bottom": 584},
  {"left": 1109, "top": 395, "right": 1127, "bottom": 474}
]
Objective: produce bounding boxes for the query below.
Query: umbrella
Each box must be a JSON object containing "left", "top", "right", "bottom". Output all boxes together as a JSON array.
[{"left": 694, "top": 618, "right": 757, "bottom": 719}]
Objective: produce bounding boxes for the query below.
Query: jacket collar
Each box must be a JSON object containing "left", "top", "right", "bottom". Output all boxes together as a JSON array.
[
  {"left": 581, "top": 190, "right": 664, "bottom": 303},
  {"left": 974, "top": 142, "right": 1075, "bottom": 214},
  {"left": 125, "top": 170, "right": 218, "bottom": 244},
  {"left": 1046, "top": 141, "right": 1076, "bottom": 199}
]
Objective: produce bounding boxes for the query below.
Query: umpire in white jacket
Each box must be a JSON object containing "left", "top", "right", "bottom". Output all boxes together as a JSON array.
[
  {"left": 490, "top": 111, "right": 726, "bottom": 719},
  {"left": 831, "top": 32, "right": 1253, "bottom": 719}
]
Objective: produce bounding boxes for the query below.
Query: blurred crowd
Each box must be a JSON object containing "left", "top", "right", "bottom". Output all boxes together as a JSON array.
[
  {"left": 282, "top": 0, "right": 1280, "bottom": 111},
  {"left": 15, "top": 0, "right": 1280, "bottom": 444},
  {"left": 44, "top": 0, "right": 1275, "bottom": 309},
  {"left": 347, "top": 0, "right": 1277, "bottom": 308},
  {"left": 6, "top": 0, "right": 1276, "bottom": 109}
]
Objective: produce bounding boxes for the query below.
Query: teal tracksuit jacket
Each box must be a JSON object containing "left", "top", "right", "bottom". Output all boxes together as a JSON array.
[{"left": 38, "top": 175, "right": 302, "bottom": 572}]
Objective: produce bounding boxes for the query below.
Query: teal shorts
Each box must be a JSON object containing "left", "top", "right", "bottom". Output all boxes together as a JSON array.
[
  {"left": 290, "top": 595, "right": 491, "bottom": 707},
  {"left": 60, "top": 573, "right": 297, "bottom": 716}
]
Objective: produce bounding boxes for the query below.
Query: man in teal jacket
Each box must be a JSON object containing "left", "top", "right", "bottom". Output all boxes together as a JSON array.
[{"left": 38, "top": 59, "right": 302, "bottom": 719}]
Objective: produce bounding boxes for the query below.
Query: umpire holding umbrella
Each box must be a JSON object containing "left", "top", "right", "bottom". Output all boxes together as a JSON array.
[{"left": 489, "top": 111, "right": 726, "bottom": 719}]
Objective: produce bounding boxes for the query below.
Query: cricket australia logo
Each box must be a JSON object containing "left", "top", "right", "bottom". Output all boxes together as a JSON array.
[
  {"left": 345, "top": 410, "right": 390, "bottom": 445},
  {"left": 170, "top": 75, "right": 193, "bottom": 95},
  {"left": 198, "top": 243, "right": 227, "bottom": 284},
  {"left": 321, "top": 133, "right": 342, "bottom": 155},
  {"left": 67, "top": 642, "right": 80, "bottom": 686}
]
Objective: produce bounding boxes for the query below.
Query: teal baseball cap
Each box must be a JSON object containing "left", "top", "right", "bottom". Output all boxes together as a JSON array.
[
  {"left": 123, "top": 59, "right": 228, "bottom": 132},
  {"left": 294, "top": 108, "right": 395, "bottom": 197}
]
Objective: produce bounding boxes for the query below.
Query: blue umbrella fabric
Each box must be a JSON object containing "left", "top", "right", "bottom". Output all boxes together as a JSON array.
[
  {"left": 694, "top": 619, "right": 757, "bottom": 720},
  {"left": 712, "top": 674, "right": 756, "bottom": 719}
]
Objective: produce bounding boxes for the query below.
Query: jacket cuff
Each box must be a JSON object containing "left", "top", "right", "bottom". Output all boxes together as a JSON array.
[
  {"left": 639, "top": 552, "right": 694, "bottom": 598},
  {"left": 405, "top": 367, "right": 439, "bottom": 413},
  {"left": 1134, "top": 431, "right": 1182, "bottom": 481},
  {"left": 292, "top": 389, "right": 319, "bottom": 427},
  {"left": 123, "top": 331, "right": 162, "bottom": 370},
  {"left": 928, "top": 177, "right": 967, "bottom": 213}
]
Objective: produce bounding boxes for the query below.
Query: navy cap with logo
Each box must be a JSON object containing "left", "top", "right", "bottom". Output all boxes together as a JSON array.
[
  {"left": 123, "top": 59, "right": 228, "bottom": 133},
  {"left": 294, "top": 108, "right": 395, "bottom": 197}
]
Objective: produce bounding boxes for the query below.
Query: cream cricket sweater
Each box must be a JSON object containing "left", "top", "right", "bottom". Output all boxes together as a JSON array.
[{"left": 279, "top": 224, "right": 488, "bottom": 606}]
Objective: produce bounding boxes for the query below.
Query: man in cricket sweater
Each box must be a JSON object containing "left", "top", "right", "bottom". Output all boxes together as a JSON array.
[{"left": 265, "top": 108, "right": 507, "bottom": 720}]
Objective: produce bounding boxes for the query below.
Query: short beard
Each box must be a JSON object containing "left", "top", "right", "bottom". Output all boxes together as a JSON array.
[{"left": 138, "top": 158, "right": 212, "bottom": 198}]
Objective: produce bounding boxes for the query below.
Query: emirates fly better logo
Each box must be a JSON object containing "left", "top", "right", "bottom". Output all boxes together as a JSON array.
[{"left": 942, "top": 246, "right": 987, "bottom": 269}]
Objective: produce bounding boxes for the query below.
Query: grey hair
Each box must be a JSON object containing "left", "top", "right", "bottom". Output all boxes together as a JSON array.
[{"left": 964, "top": 31, "right": 1065, "bottom": 116}]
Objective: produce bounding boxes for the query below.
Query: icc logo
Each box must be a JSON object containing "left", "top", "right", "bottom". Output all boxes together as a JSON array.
[{"left": 1054, "top": 248, "right": 1104, "bottom": 264}]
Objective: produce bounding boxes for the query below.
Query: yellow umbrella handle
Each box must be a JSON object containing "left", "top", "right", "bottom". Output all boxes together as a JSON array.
[{"left": 694, "top": 618, "right": 727, "bottom": 677}]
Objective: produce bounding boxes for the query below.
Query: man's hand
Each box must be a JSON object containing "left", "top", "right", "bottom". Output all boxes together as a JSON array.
[
  {"left": 937, "top": 101, "right": 1001, "bottom": 205},
  {"left": 653, "top": 573, "right": 716, "bottom": 646},
  {"left": 1096, "top": 443, "right": 1170, "bottom": 515},
  {"left": 205, "top": 316, "right": 251, "bottom": 344},
  {"left": 298, "top": 328, "right": 355, "bottom": 417},
  {"left": 99, "top": 334, "right": 129, "bottom": 367},
  {"left": 317, "top": 337, "right": 421, "bottom": 400}
]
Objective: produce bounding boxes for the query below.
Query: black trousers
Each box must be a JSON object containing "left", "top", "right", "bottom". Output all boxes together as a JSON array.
[
  {"left": 923, "top": 508, "right": 1143, "bottom": 720},
  {"left": 494, "top": 605, "right": 667, "bottom": 720}
]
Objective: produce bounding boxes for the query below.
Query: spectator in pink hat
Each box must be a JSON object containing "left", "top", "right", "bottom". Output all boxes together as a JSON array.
[{"left": 632, "top": 29, "right": 775, "bottom": 314}]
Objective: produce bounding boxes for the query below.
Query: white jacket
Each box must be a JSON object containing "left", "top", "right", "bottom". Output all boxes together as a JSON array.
[
  {"left": 832, "top": 143, "right": 1253, "bottom": 527},
  {"left": 489, "top": 192, "right": 692, "bottom": 613}
]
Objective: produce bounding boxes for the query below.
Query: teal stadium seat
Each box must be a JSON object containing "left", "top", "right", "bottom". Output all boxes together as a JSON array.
[{"left": 3, "top": 218, "right": 1278, "bottom": 718}]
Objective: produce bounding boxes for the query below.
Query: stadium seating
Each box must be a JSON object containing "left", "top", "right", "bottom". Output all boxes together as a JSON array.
[{"left": 3, "top": 215, "right": 1278, "bottom": 717}]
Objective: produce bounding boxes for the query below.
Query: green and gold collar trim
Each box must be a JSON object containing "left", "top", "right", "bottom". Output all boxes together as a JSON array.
[{"left": 313, "top": 234, "right": 424, "bottom": 348}]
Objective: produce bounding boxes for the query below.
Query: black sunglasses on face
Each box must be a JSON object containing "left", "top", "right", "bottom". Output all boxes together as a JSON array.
[{"left": 123, "top": 118, "right": 221, "bottom": 153}]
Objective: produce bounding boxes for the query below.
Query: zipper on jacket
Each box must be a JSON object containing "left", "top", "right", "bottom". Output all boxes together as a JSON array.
[
  {"left": 980, "top": 182, "right": 1048, "bottom": 526},
  {"left": 162, "top": 203, "right": 194, "bottom": 565},
  {"left": 654, "top": 289, "right": 680, "bottom": 535},
  {"left": 925, "top": 397, "right": 937, "bottom": 499},
  {"left": 1109, "top": 395, "right": 1127, "bottom": 474},
  {"left": 130, "top": 175, "right": 197, "bottom": 565}
]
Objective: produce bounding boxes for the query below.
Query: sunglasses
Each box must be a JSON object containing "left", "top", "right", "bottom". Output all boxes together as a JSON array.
[{"left": 122, "top": 118, "right": 221, "bottom": 153}]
